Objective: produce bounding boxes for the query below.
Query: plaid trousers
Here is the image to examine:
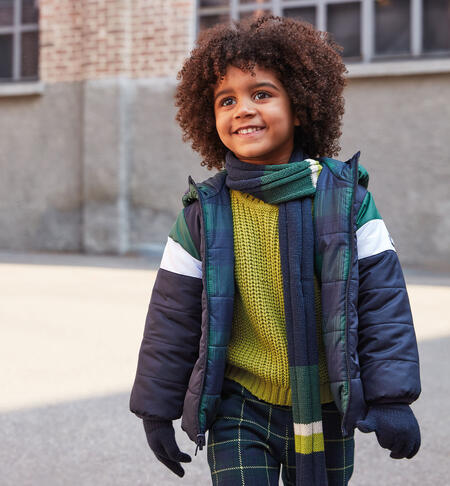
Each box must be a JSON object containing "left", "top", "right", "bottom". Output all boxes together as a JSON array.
[{"left": 207, "top": 379, "right": 354, "bottom": 486}]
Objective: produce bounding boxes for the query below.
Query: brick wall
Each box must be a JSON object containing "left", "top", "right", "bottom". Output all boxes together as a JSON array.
[
  {"left": 40, "top": 0, "right": 83, "bottom": 81},
  {"left": 39, "top": 0, "right": 194, "bottom": 82}
]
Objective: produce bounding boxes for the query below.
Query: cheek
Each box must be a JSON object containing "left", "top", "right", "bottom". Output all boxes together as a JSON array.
[
  {"left": 215, "top": 115, "right": 229, "bottom": 139},
  {"left": 276, "top": 107, "right": 296, "bottom": 134},
  {"left": 267, "top": 104, "right": 291, "bottom": 124}
]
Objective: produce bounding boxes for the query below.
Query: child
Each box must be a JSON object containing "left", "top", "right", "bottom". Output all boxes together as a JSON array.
[{"left": 130, "top": 16, "right": 421, "bottom": 486}]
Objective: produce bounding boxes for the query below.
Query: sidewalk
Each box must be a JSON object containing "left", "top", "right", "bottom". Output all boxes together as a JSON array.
[{"left": 0, "top": 251, "right": 449, "bottom": 485}]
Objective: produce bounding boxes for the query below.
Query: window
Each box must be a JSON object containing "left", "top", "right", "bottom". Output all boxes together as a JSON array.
[
  {"left": 375, "top": 0, "right": 410, "bottom": 56},
  {"left": 0, "top": 0, "right": 39, "bottom": 82},
  {"left": 423, "top": 0, "right": 450, "bottom": 53},
  {"left": 197, "top": 0, "right": 450, "bottom": 63},
  {"left": 328, "top": 2, "right": 361, "bottom": 61}
]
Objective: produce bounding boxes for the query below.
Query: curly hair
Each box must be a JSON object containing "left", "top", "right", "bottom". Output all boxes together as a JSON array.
[{"left": 175, "top": 16, "right": 347, "bottom": 170}]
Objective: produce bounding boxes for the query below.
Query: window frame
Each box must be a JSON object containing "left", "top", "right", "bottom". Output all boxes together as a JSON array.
[
  {"left": 197, "top": 0, "right": 449, "bottom": 64},
  {"left": 0, "top": 0, "right": 39, "bottom": 82}
]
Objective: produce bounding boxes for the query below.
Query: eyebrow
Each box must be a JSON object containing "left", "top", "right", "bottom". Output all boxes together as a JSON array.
[{"left": 214, "top": 82, "right": 280, "bottom": 102}]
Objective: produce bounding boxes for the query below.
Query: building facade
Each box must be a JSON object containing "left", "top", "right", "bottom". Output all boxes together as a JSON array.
[{"left": 0, "top": 0, "right": 449, "bottom": 270}]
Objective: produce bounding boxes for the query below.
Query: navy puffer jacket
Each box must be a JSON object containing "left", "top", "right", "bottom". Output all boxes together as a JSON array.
[{"left": 130, "top": 153, "right": 421, "bottom": 447}]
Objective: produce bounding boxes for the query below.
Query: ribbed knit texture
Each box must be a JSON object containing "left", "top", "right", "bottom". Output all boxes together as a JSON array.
[{"left": 226, "top": 189, "right": 333, "bottom": 406}]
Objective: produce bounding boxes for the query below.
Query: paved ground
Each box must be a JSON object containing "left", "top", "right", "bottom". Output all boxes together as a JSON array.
[{"left": 0, "top": 251, "right": 449, "bottom": 486}]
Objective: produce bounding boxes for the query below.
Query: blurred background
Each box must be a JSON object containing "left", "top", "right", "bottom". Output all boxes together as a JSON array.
[{"left": 0, "top": 1, "right": 449, "bottom": 485}]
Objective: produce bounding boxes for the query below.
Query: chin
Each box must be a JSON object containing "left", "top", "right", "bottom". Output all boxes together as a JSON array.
[
  {"left": 237, "top": 151, "right": 263, "bottom": 159},
  {"left": 234, "top": 147, "right": 268, "bottom": 160}
]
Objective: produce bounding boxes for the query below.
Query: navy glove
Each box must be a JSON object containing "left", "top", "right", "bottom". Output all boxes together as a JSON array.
[
  {"left": 356, "top": 404, "right": 420, "bottom": 459},
  {"left": 143, "top": 419, "right": 192, "bottom": 477}
]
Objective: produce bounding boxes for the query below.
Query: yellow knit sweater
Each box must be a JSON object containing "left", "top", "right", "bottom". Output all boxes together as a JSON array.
[{"left": 225, "top": 189, "right": 333, "bottom": 406}]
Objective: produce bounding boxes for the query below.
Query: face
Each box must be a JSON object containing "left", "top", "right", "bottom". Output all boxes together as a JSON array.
[{"left": 213, "top": 65, "right": 299, "bottom": 165}]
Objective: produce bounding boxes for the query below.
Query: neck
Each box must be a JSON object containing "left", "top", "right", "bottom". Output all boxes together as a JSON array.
[
  {"left": 233, "top": 142, "right": 295, "bottom": 166},
  {"left": 232, "top": 144, "right": 305, "bottom": 167}
]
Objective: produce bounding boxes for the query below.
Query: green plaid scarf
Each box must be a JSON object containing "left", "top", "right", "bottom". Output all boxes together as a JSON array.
[
  {"left": 224, "top": 150, "right": 321, "bottom": 204},
  {"left": 225, "top": 148, "right": 328, "bottom": 486}
]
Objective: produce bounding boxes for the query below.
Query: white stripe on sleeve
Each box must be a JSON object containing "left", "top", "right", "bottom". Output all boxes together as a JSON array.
[
  {"left": 356, "top": 219, "right": 396, "bottom": 260},
  {"left": 160, "top": 237, "right": 202, "bottom": 278}
]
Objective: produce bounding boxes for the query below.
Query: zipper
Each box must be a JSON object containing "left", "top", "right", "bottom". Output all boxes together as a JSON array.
[
  {"left": 189, "top": 177, "right": 209, "bottom": 450},
  {"left": 195, "top": 433, "right": 206, "bottom": 455},
  {"left": 341, "top": 152, "right": 360, "bottom": 435}
]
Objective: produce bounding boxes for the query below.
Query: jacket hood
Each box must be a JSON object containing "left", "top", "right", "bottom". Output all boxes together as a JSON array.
[{"left": 319, "top": 151, "right": 369, "bottom": 189}]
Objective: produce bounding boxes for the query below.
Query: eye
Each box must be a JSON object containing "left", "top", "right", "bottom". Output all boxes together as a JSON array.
[
  {"left": 220, "top": 97, "right": 235, "bottom": 107},
  {"left": 254, "top": 91, "right": 271, "bottom": 101}
]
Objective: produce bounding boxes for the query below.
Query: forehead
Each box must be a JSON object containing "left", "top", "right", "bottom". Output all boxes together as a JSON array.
[{"left": 214, "top": 65, "right": 282, "bottom": 92}]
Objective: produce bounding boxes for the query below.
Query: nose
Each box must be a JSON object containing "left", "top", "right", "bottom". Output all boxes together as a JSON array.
[{"left": 234, "top": 99, "right": 256, "bottom": 119}]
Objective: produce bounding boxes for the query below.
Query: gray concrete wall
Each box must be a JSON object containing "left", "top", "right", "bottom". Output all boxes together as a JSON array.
[
  {"left": 0, "top": 78, "right": 208, "bottom": 255},
  {"left": 81, "top": 77, "right": 208, "bottom": 254},
  {"left": 0, "top": 82, "right": 83, "bottom": 252},
  {"left": 341, "top": 73, "right": 450, "bottom": 270},
  {"left": 128, "top": 78, "right": 208, "bottom": 251},
  {"left": 0, "top": 73, "right": 448, "bottom": 269}
]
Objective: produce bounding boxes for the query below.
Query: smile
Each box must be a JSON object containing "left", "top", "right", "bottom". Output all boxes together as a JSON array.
[{"left": 234, "top": 126, "right": 265, "bottom": 135}]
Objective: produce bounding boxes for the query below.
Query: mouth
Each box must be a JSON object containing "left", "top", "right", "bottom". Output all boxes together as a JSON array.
[{"left": 233, "top": 126, "right": 266, "bottom": 136}]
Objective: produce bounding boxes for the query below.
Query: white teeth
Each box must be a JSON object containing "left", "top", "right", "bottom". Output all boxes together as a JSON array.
[{"left": 237, "top": 127, "right": 262, "bottom": 134}]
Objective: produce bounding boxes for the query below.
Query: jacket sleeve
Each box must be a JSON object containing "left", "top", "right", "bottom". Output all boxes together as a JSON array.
[
  {"left": 356, "top": 190, "right": 421, "bottom": 405},
  {"left": 130, "top": 201, "right": 203, "bottom": 421}
]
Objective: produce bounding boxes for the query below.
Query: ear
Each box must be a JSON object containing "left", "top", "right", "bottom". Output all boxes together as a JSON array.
[{"left": 294, "top": 114, "right": 300, "bottom": 126}]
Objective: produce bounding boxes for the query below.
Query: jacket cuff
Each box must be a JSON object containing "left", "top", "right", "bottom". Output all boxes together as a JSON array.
[{"left": 143, "top": 418, "right": 172, "bottom": 434}]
